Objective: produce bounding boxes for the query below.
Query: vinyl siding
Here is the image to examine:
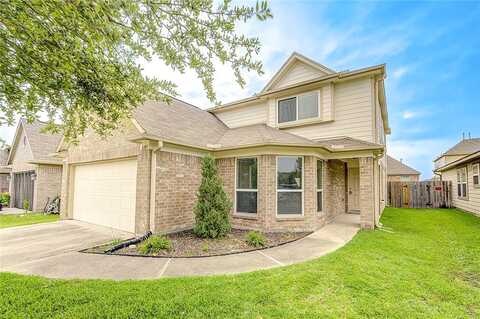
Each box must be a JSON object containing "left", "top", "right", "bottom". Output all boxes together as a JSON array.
[
  {"left": 10, "top": 127, "right": 36, "bottom": 173},
  {"left": 442, "top": 163, "right": 480, "bottom": 216},
  {"left": 283, "top": 77, "right": 374, "bottom": 142},
  {"left": 213, "top": 102, "right": 267, "bottom": 128},
  {"left": 271, "top": 60, "right": 328, "bottom": 90}
]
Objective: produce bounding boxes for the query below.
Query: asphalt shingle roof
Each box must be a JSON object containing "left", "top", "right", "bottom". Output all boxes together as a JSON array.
[
  {"left": 387, "top": 155, "right": 420, "bottom": 176},
  {"left": 440, "top": 138, "right": 480, "bottom": 157},
  {"left": 21, "top": 119, "right": 63, "bottom": 162}
]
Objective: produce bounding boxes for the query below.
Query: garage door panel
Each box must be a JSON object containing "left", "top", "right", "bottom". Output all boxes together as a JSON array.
[{"left": 72, "top": 159, "right": 137, "bottom": 233}]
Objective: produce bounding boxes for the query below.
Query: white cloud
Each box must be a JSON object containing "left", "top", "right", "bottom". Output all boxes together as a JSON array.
[
  {"left": 392, "top": 66, "right": 408, "bottom": 79},
  {"left": 402, "top": 111, "right": 416, "bottom": 119}
]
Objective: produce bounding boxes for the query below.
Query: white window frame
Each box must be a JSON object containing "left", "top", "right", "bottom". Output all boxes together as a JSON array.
[
  {"left": 473, "top": 163, "right": 480, "bottom": 187},
  {"left": 457, "top": 166, "right": 468, "bottom": 199},
  {"left": 317, "top": 159, "right": 324, "bottom": 213},
  {"left": 234, "top": 157, "right": 258, "bottom": 215},
  {"left": 276, "top": 90, "right": 321, "bottom": 125},
  {"left": 276, "top": 155, "right": 304, "bottom": 217}
]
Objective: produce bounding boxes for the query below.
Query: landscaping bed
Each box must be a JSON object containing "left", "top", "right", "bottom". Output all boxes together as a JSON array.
[{"left": 84, "top": 229, "right": 311, "bottom": 257}]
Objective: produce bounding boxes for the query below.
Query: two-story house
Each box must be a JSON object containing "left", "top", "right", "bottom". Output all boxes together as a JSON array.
[
  {"left": 434, "top": 137, "right": 480, "bottom": 216},
  {"left": 57, "top": 52, "right": 389, "bottom": 234}
]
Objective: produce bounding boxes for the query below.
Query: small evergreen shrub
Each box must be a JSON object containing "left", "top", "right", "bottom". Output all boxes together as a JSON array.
[
  {"left": 23, "top": 199, "right": 30, "bottom": 212},
  {"left": 193, "top": 155, "right": 232, "bottom": 238},
  {"left": 245, "top": 231, "right": 266, "bottom": 248},
  {"left": 0, "top": 192, "right": 10, "bottom": 205},
  {"left": 139, "top": 235, "right": 172, "bottom": 254}
]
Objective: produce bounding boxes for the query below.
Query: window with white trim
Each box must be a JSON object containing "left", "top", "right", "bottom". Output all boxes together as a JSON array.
[
  {"left": 277, "top": 91, "right": 320, "bottom": 124},
  {"left": 277, "top": 156, "right": 303, "bottom": 215},
  {"left": 457, "top": 167, "right": 468, "bottom": 199},
  {"left": 317, "top": 160, "right": 323, "bottom": 212},
  {"left": 473, "top": 163, "right": 479, "bottom": 187},
  {"left": 236, "top": 158, "right": 257, "bottom": 214}
]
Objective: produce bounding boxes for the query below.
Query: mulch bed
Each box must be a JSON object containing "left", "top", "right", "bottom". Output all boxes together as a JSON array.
[{"left": 84, "top": 229, "right": 311, "bottom": 258}]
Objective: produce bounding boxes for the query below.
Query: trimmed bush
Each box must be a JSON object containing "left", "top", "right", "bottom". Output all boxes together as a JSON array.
[
  {"left": 23, "top": 199, "right": 30, "bottom": 212},
  {"left": 245, "top": 231, "right": 266, "bottom": 248},
  {"left": 139, "top": 236, "right": 171, "bottom": 254},
  {"left": 0, "top": 192, "right": 10, "bottom": 206},
  {"left": 193, "top": 155, "right": 232, "bottom": 238}
]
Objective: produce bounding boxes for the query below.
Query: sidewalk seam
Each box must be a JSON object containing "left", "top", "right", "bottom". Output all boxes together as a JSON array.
[
  {"left": 257, "top": 250, "right": 284, "bottom": 266},
  {"left": 158, "top": 258, "right": 171, "bottom": 277}
]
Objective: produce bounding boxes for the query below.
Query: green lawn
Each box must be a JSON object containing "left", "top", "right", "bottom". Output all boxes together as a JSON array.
[
  {"left": 1, "top": 208, "right": 479, "bottom": 318},
  {"left": 0, "top": 213, "right": 59, "bottom": 229}
]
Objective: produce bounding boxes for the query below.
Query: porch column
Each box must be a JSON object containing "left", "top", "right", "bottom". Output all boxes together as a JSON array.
[
  {"left": 359, "top": 157, "right": 375, "bottom": 229},
  {"left": 135, "top": 144, "right": 152, "bottom": 234}
]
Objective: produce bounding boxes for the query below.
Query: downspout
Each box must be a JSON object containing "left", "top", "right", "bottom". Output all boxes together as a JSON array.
[{"left": 149, "top": 142, "right": 161, "bottom": 233}]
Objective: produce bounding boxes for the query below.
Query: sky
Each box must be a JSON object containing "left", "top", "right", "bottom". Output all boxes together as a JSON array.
[{"left": 1, "top": 1, "right": 480, "bottom": 179}]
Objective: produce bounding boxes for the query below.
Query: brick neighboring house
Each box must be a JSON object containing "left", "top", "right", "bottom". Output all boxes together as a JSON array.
[
  {"left": 386, "top": 155, "right": 420, "bottom": 182},
  {"left": 434, "top": 137, "right": 480, "bottom": 216},
  {"left": 6, "top": 119, "right": 63, "bottom": 211},
  {"left": 57, "top": 52, "right": 390, "bottom": 234},
  {"left": 0, "top": 148, "right": 11, "bottom": 193}
]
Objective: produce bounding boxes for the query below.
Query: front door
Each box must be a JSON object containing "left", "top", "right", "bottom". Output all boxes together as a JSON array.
[{"left": 348, "top": 167, "right": 360, "bottom": 211}]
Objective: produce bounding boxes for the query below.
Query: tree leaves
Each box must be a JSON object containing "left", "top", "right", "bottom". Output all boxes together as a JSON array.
[{"left": 0, "top": 0, "right": 272, "bottom": 141}]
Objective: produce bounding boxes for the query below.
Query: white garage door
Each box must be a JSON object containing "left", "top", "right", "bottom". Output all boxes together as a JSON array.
[{"left": 72, "top": 159, "right": 137, "bottom": 233}]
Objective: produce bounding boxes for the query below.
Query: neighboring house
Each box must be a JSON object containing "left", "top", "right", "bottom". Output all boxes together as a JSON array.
[
  {"left": 435, "top": 137, "right": 480, "bottom": 216},
  {"left": 0, "top": 148, "right": 11, "bottom": 193},
  {"left": 386, "top": 155, "right": 420, "bottom": 182},
  {"left": 57, "top": 52, "right": 390, "bottom": 234},
  {"left": 6, "top": 119, "right": 63, "bottom": 211}
]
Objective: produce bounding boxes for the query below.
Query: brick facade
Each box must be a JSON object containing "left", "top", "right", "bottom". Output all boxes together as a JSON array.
[
  {"left": 153, "top": 151, "right": 203, "bottom": 234},
  {"left": 0, "top": 173, "right": 9, "bottom": 193},
  {"left": 324, "top": 159, "right": 347, "bottom": 222},
  {"left": 359, "top": 157, "right": 375, "bottom": 229},
  {"left": 216, "top": 155, "right": 337, "bottom": 233},
  {"left": 33, "top": 164, "right": 62, "bottom": 212}
]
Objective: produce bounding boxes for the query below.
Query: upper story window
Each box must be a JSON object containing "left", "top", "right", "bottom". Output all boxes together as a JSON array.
[
  {"left": 473, "top": 163, "right": 479, "bottom": 187},
  {"left": 457, "top": 167, "right": 468, "bottom": 199},
  {"left": 277, "top": 91, "right": 320, "bottom": 124}
]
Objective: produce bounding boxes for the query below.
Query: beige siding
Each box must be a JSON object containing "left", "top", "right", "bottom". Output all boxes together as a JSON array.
[
  {"left": 442, "top": 164, "right": 480, "bottom": 216},
  {"left": 271, "top": 60, "right": 328, "bottom": 90},
  {"left": 214, "top": 102, "right": 267, "bottom": 128},
  {"left": 9, "top": 127, "right": 36, "bottom": 172},
  {"left": 387, "top": 175, "right": 420, "bottom": 182},
  {"left": 283, "top": 77, "right": 374, "bottom": 142}
]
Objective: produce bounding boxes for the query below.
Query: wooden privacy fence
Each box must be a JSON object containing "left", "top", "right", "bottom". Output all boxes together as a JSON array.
[{"left": 388, "top": 181, "right": 452, "bottom": 208}]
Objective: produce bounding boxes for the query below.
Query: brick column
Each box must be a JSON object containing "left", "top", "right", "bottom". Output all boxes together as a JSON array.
[
  {"left": 60, "top": 161, "right": 71, "bottom": 219},
  {"left": 135, "top": 144, "right": 151, "bottom": 234},
  {"left": 359, "top": 157, "right": 375, "bottom": 229}
]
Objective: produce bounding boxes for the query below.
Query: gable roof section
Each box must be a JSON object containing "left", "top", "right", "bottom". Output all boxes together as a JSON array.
[
  {"left": 133, "top": 99, "right": 228, "bottom": 149},
  {"left": 7, "top": 119, "right": 63, "bottom": 165},
  {"left": 261, "top": 52, "right": 335, "bottom": 93},
  {"left": 436, "top": 138, "right": 480, "bottom": 160},
  {"left": 387, "top": 155, "right": 420, "bottom": 176}
]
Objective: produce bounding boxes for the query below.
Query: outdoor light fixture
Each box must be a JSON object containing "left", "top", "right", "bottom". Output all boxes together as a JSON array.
[{"left": 31, "top": 173, "right": 37, "bottom": 181}]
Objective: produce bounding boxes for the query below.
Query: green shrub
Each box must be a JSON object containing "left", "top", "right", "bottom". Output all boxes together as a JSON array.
[
  {"left": 139, "top": 235, "right": 171, "bottom": 254},
  {"left": 0, "top": 192, "right": 10, "bottom": 205},
  {"left": 245, "top": 231, "right": 266, "bottom": 248},
  {"left": 23, "top": 199, "right": 30, "bottom": 212},
  {"left": 193, "top": 155, "right": 232, "bottom": 238}
]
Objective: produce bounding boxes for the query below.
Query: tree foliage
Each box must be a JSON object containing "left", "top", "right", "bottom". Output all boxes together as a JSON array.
[
  {"left": 194, "top": 155, "right": 232, "bottom": 238},
  {"left": 0, "top": 0, "right": 272, "bottom": 141}
]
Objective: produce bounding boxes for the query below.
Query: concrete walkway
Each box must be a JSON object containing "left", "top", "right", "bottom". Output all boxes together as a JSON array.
[
  {"left": 0, "top": 214, "right": 360, "bottom": 280},
  {"left": 0, "top": 207, "right": 30, "bottom": 215}
]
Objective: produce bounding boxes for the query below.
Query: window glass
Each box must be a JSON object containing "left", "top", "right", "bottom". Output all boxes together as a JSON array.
[
  {"left": 278, "top": 97, "right": 296, "bottom": 123},
  {"left": 473, "top": 164, "right": 479, "bottom": 186},
  {"left": 277, "top": 192, "right": 302, "bottom": 214},
  {"left": 298, "top": 92, "right": 319, "bottom": 120},
  {"left": 236, "top": 192, "right": 257, "bottom": 214},
  {"left": 236, "top": 158, "right": 257, "bottom": 214},
  {"left": 277, "top": 157, "right": 302, "bottom": 190},
  {"left": 237, "top": 158, "right": 257, "bottom": 189},
  {"left": 317, "top": 192, "right": 323, "bottom": 212},
  {"left": 317, "top": 160, "right": 323, "bottom": 189}
]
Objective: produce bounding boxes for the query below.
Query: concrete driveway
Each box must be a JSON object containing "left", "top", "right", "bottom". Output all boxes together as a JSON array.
[{"left": 0, "top": 214, "right": 360, "bottom": 280}]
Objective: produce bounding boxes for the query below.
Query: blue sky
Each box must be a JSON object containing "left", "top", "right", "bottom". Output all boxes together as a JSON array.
[{"left": 1, "top": 1, "right": 479, "bottom": 179}]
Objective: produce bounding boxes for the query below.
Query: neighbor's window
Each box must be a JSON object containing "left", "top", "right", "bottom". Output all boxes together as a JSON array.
[
  {"left": 457, "top": 167, "right": 468, "bottom": 199},
  {"left": 236, "top": 158, "right": 258, "bottom": 214},
  {"left": 277, "top": 91, "right": 319, "bottom": 124},
  {"left": 473, "top": 163, "right": 479, "bottom": 187},
  {"left": 317, "top": 160, "right": 323, "bottom": 212},
  {"left": 277, "top": 156, "right": 303, "bottom": 215}
]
